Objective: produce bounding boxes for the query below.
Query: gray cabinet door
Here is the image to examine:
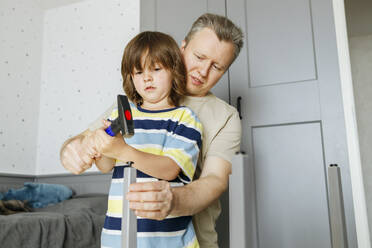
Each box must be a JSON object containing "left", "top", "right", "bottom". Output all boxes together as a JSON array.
[
  {"left": 140, "top": 0, "right": 230, "bottom": 104},
  {"left": 228, "top": 0, "right": 357, "bottom": 247}
]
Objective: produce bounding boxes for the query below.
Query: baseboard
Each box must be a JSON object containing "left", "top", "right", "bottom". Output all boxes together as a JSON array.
[
  {"left": 0, "top": 174, "right": 34, "bottom": 193},
  {"left": 0, "top": 172, "right": 112, "bottom": 195}
]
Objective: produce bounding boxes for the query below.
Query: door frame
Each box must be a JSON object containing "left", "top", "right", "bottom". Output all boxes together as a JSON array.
[{"left": 333, "top": 0, "right": 370, "bottom": 246}]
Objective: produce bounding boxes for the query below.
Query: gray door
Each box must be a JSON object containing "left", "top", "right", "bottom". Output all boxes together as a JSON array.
[{"left": 228, "top": 0, "right": 357, "bottom": 247}]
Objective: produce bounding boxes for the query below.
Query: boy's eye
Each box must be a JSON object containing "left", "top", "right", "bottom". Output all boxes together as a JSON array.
[
  {"left": 154, "top": 67, "right": 162, "bottom": 71},
  {"left": 134, "top": 71, "right": 142, "bottom": 75}
]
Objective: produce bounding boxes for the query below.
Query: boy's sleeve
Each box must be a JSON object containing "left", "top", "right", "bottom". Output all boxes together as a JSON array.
[{"left": 163, "top": 108, "right": 203, "bottom": 183}]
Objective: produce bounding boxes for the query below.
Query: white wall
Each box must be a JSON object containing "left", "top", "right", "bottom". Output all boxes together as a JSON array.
[
  {"left": 36, "top": 0, "right": 139, "bottom": 175},
  {"left": 0, "top": 0, "right": 43, "bottom": 174},
  {"left": 0, "top": 0, "right": 139, "bottom": 176}
]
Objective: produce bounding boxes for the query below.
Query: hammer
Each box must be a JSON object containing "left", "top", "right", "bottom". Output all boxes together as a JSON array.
[
  {"left": 104, "top": 94, "right": 137, "bottom": 247},
  {"left": 105, "top": 94, "right": 135, "bottom": 138}
]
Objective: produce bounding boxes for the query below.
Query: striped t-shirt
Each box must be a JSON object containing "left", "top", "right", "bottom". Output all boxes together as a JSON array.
[{"left": 101, "top": 103, "right": 202, "bottom": 248}]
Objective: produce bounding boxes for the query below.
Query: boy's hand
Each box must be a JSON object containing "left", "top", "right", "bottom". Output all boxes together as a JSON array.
[{"left": 91, "top": 119, "right": 127, "bottom": 159}]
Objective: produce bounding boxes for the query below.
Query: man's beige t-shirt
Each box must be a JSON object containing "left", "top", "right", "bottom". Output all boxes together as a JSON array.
[{"left": 182, "top": 93, "right": 242, "bottom": 248}]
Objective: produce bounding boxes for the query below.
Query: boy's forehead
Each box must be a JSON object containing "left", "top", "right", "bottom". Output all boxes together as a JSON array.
[{"left": 133, "top": 53, "right": 160, "bottom": 70}]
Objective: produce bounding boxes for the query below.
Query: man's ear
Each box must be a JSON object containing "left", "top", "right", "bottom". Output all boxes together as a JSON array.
[{"left": 180, "top": 40, "right": 186, "bottom": 52}]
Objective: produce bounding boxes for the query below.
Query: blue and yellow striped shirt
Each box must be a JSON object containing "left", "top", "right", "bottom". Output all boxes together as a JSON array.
[{"left": 101, "top": 103, "right": 202, "bottom": 248}]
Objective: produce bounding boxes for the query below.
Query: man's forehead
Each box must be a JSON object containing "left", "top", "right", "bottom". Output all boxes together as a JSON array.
[{"left": 189, "top": 29, "right": 235, "bottom": 67}]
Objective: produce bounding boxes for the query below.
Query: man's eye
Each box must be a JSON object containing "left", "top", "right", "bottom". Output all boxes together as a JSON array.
[
  {"left": 213, "top": 65, "right": 221, "bottom": 71},
  {"left": 195, "top": 54, "right": 202, "bottom": 60}
]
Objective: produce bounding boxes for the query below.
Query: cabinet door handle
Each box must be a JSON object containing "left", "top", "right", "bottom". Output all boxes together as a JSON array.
[{"left": 237, "top": 96, "right": 242, "bottom": 120}]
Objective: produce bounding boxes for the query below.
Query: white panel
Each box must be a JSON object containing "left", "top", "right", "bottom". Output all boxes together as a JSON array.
[
  {"left": 252, "top": 122, "right": 331, "bottom": 248},
  {"left": 155, "top": 0, "right": 207, "bottom": 44},
  {"left": 246, "top": 0, "right": 316, "bottom": 86},
  {"left": 247, "top": 80, "right": 320, "bottom": 126}
]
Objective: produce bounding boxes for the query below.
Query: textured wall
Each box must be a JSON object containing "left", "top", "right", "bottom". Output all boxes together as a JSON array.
[
  {"left": 0, "top": 0, "right": 139, "bottom": 175},
  {"left": 349, "top": 34, "right": 372, "bottom": 242},
  {"left": 345, "top": 0, "right": 372, "bottom": 37},
  {"left": 0, "top": 0, "right": 43, "bottom": 174},
  {"left": 346, "top": 0, "right": 372, "bottom": 239},
  {"left": 36, "top": 0, "right": 139, "bottom": 175}
]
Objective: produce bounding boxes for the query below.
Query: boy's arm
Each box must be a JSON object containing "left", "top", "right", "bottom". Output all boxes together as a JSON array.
[
  {"left": 92, "top": 125, "right": 181, "bottom": 180},
  {"left": 118, "top": 143, "right": 181, "bottom": 180}
]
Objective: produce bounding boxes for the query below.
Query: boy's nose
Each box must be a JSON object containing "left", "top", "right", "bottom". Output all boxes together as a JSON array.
[{"left": 143, "top": 71, "right": 153, "bottom": 82}]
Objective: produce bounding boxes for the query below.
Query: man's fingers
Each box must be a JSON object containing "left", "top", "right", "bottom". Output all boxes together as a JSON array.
[
  {"left": 129, "top": 201, "right": 165, "bottom": 211},
  {"left": 129, "top": 181, "right": 169, "bottom": 192},
  {"left": 68, "top": 145, "right": 93, "bottom": 172},
  {"left": 126, "top": 191, "right": 168, "bottom": 202},
  {"left": 71, "top": 146, "right": 92, "bottom": 165},
  {"left": 134, "top": 210, "right": 166, "bottom": 221}
]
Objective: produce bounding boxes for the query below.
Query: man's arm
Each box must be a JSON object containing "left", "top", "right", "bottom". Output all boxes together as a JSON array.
[
  {"left": 126, "top": 107, "right": 241, "bottom": 219},
  {"left": 172, "top": 156, "right": 231, "bottom": 216},
  {"left": 126, "top": 156, "right": 231, "bottom": 219}
]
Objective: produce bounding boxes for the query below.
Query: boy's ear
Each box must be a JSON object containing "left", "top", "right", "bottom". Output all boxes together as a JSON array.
[{"left": 180, "top": 40, "right": 186, "bottom": 52}]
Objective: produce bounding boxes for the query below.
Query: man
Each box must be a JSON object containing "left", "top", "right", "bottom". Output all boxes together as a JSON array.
[{"left": 60, "top": 13, "right": 243, "bottom": 247}]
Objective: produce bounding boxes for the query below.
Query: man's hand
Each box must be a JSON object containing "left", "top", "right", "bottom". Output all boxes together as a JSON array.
[
  {"left": 60, "top": 132, "right": 100, "bottom": 174},
  {"left": 126, "top": 180, "right": 174, "bottom": 220},
  {"left": 126, "top": 156, "right": 231, "bottom": 219}
]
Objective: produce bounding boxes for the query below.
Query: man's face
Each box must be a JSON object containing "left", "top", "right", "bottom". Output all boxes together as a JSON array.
[{"left": 181, "top": 28, "right": 235, "bottom": 97}]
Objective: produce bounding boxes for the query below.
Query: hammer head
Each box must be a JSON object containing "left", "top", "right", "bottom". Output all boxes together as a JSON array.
[
  {"left": 105, "top": 95, "right": 134, "bottom": 138},
  {"left": 117, "top": 95, "right": 134, "bottom": 138}
]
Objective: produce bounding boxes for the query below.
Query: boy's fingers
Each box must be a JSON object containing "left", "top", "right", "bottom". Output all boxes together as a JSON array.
[{"left": 102, "top": 119, "right": 111, "bottom": 128}]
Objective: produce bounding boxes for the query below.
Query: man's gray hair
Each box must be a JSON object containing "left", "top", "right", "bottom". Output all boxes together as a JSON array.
[{"left": 184, "top": 13, "right": 244, "bottom": 62}]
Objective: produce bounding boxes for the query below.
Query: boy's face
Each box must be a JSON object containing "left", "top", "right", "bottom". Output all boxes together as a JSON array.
[
  {"left": 131, "top": 56, "right": 173, "bottom": 110},
  {"left": 181, "top": 28, "right": 235, "bottom": 97}
]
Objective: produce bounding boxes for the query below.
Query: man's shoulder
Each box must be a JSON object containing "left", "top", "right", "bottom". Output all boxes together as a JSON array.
[{"left": 183, "top": 93, "right": 238, "bottom": 117}]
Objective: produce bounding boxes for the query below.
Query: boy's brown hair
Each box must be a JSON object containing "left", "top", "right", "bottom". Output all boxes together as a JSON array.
[{"left": 122, "top": 31, "right": 187, "bottom": 106}]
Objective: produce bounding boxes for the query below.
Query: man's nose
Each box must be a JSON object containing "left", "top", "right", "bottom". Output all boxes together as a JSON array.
[{"left": 199, "top": 61, "right": 211, "bottom": 78}]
